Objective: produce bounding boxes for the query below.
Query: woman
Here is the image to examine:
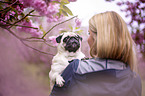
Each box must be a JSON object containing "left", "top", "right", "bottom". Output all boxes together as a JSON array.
[{"left": 50, "top": 11, "right": 142, "bottom": 96}]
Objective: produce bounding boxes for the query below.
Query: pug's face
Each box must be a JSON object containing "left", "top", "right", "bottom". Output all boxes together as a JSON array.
[{"left": 56, "top": 32, "right": 82, "bottom": 53}]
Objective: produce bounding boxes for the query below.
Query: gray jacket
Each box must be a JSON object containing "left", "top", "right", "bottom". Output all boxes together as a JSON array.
[{"left": 50, "top": 58, "right": 142, "bottom": 96}]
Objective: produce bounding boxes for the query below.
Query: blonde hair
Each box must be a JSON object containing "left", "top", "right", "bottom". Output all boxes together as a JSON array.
[{"left": 89, "top": 11, "right": 137, "bottom": 71}]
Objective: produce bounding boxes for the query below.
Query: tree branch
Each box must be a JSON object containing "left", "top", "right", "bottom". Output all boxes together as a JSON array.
[
  {"left": 0, "top": 19, "right": 38, "bottom": 29},
  {"left": 28, "top": 15, "right": 41, "bottom": 17},
  {"left": 6, "top": 28, "right": 22, "bottom": 40},
  {"left": 7, "top": 0, "right": 18, "bottom": 8},
  {"left": 0, "top": 1, "right": 21, "bottom": 5},
  {"left": 24, "top": 37, "right": 43, "bottom": 40},
  {"left": 0, "top": 0, "right": 18, "bottom": 12},
  {"left": 2, "top": 12, "right": 77, "bottom": 56},
  {"left": 0, "top": 1, "right": 11, "bottom": 4},
  {"left": 5, "top": 28, "right": 55, "bottom": 55},
  {"left": 8, "top": 10, "right": 35, "bottom": 29},
  {"left": 42, "top": 15, "right": 78, "bottom": 39},
  {"left": 20, "top": 40, "right": 54, "bottom": 56},
  {"left": 14, "top": 24, "right": 38, "bottom": 29},
  {"left": 43, "top": 39, "right": 56, "bottom": 48}
]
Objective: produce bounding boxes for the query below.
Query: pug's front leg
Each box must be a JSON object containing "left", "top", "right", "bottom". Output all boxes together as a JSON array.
[{"left": 56, "top": 75, "right": 65, "bottom": 87}]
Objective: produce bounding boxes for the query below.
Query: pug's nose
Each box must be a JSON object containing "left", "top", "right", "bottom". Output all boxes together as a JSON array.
[{"left": 72, "top": 43, "right": 77, "bottom": 47}]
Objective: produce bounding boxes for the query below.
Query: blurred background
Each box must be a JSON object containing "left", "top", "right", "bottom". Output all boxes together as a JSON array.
[{"left": 0, "top": 0, "right": 144, "bottom": 96}]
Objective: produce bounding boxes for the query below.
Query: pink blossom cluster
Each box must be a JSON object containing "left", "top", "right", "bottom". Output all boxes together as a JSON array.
[
  {"left": 46, "top": 3, "right": 62, "bottom": 22},
  {"left": 116, "top": 0, "right": 145, "bottom": 24},
  {"left": 17, "top": 20, "right": 43, "bottom": 37},
  {"left": 32, "top": 0, "right": 48, "bottom": 16},
  {"left": 0, "top": 0, "right": 24, "bottom": 27},
  {"left": 11, "top": 1, "right": 24, "bottom": 15},
  {"left": 19, "top": 0, "right": 61, "bottom": 22},
  {"left": 19, "top": 0, "right": 34, "bottom": 8},
  {"left": 132, "top": 32, "right": 144, "bottom": 44},
  {"left": 1, "top": 0, "right": 78, "bottom": 38},
  {"left": 51, "top": 0, "right": 77, "bottom": 2},
  {"left": 0, "top": 10, "right": 20, "bottom": 28}
]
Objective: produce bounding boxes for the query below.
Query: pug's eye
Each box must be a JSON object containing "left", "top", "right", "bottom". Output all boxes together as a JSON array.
[
  {"left": 76, "top": 35, "right": 82, "bottom": 41},
  {"left": 75, "top": 35, "right": 79, "bottom": 40},
  {"left": 63, "top": 36, "right": 70, "bottom": 43}
]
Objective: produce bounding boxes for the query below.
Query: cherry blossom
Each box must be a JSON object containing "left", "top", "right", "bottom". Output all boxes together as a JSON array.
[
  {"left": 49, "top": 36, "right": 58, "bottom": 46},
  {"left": 75, "top": 18, "right": 81, "bottom": 28}
]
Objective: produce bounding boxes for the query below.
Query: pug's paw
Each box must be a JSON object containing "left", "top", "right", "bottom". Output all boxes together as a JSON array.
[{"left": 56, "top": 75, "right": 65, "bottom": 87}]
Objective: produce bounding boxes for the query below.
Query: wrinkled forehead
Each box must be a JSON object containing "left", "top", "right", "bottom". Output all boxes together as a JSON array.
[{"left": 62, "top": 32, "right": 77, "bottom": 38}]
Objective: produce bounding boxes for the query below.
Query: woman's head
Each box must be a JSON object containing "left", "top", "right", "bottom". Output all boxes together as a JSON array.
[{"left": 88, "top": 11, "right": 137, "bottom": 71}]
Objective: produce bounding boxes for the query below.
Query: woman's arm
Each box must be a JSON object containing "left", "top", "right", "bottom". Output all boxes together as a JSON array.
[{"left": 50, "top": 59, "right": 79, "bottom": 96}]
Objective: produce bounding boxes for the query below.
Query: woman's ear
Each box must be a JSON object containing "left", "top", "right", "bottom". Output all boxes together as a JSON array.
[{"left": 56, "top": 35, "right": 63, "bottom": 43}]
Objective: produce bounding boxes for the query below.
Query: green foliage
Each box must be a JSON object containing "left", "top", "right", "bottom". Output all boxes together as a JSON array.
[
  {"left": 68, "top": 24, "right": 73, "bottom": 31},
  {"left": 60, "top": 0, "right": 70, "bottom": 4},
  {"left": 62, "top": 5, "right": 73, "bottom": 16},
  {"left": 59, "top": 0, "right": 73, "bottom": 16},
  {"left": 59, "top": 9, "right": 68, "bottom": 16},
  {"left": 39, "top": 25, "right": 46, "bottom": 36},
  {"left": 59, "top": 29, "right": 68, "bottom": 33},
  {"left": 75, "top": 29, "right": 83, "bottom": 34},
  {"left": 59, "top": 24, "right": 83, "bottom": 34}
]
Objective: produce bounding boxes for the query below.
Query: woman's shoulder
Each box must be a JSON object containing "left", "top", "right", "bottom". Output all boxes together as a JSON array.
[
  {"left": 76, "top": 58, "right": 127, "bottom": 74},
  {"left": 76, "top": 58, "right": 105, "bottom": 74}
]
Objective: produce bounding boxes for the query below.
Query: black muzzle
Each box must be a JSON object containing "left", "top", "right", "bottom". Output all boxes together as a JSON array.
[{"left": 63, "top": 36, "right": 80, "bottom": 52}]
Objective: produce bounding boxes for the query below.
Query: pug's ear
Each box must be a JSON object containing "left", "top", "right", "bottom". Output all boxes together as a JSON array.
[
  {"left": 77, "top": 35, "right": 83, "bottom": 41},
  {"left": 56, "top": 35, "right": 63, "bottom": 43}
]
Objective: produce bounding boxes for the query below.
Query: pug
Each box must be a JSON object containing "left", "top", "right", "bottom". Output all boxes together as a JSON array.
[{"left": 49, "top": 32, "right": 85, "bottom": 90}]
